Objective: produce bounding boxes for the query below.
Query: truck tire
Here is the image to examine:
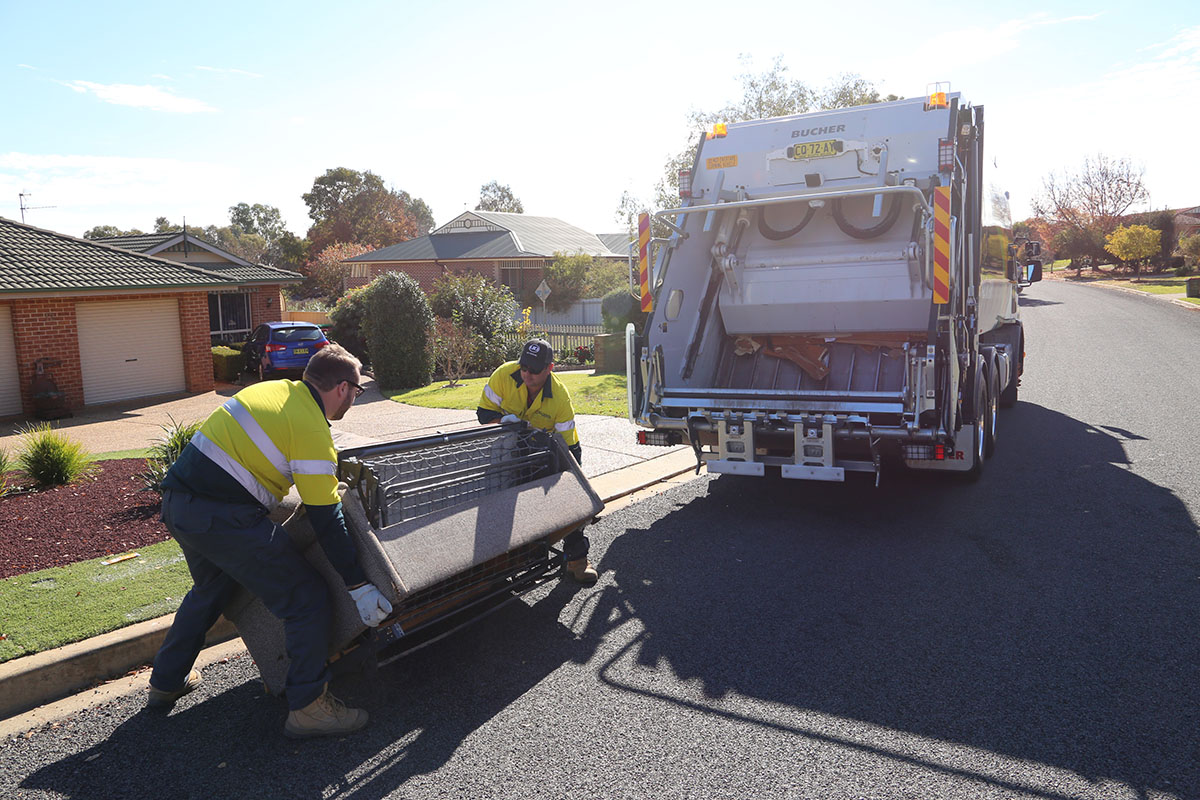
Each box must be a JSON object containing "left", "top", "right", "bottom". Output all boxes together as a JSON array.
[
  {"left": 999, "top": 334, "right": 1022, "bottom": 408},
  {"left": 984, "top": 365, "right": 998, "bottom": 458},
  {"left": 964, "top": 372, "right": 986, "bottom": 482}
]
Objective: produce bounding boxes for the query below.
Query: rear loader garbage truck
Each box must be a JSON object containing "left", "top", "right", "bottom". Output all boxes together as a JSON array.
[{"left": 626, "top": 87, "right": 1041, "bottom": 484}]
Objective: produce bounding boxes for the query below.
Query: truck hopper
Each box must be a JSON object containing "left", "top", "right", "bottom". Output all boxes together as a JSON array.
[{"left": 223, "top": 423, "right": 604, "bottom": 696}]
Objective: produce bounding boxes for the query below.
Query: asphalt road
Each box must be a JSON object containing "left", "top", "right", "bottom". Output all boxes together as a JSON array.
[{"left": 3, "top": 280, "right": 1198, "bottom": 799}]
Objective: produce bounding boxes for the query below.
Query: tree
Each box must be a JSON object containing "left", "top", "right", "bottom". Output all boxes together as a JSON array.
[
  {"left": 82, "top": 224, "right": 144, "bottom": 239},
  {"left": 541, "top": 252, "right": 595, "bottom": 311},
  {"left": 228, "top": 202, "right": 292, "bottom": 265},
  {"left": 1033, "top": 155, "right": 1149, "bottom": 268},
  {"left": 1105, "top": 224, "right": 1161, "bottom": 278},
  {"left": 328, "top": 284, "right": 373, "bottom": 363},
  {"left": 300, "top": 241, "right": 372, "bottom": 301},
  {"left": 1177, "top": 233, "right": 1200, "bottom": 268},
  {"left": 476, "top": 181, "right": 524, "bottom": 213},
  {"left": 362, "top": 271, "right": 433, "bottom": 390},
  {"left": 302, "top": 167, "right": 428, "bottom": 253},
  {"left": 430, "top": 314, "right": 478, "bottom": 387}
]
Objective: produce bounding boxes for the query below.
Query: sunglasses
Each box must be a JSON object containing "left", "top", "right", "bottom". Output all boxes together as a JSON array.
[{"left": 344, "top": 380, "right": 365, "bottom": 398}]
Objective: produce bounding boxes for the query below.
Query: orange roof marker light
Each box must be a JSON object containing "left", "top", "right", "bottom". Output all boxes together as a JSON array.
[
  {"left": 925, "top": 82, "right": 950, "bottom": 110},
  {"left": 707, "top": 123, "right": 727, "bottom": 140}
]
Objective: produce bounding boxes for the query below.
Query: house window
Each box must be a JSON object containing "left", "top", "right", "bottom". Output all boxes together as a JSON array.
[{"left": 209, "top": 291, "right": 252, "bottom": 344}]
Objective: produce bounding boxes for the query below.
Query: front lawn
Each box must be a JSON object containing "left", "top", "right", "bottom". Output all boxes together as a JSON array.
[
  {"left": 1096, "top": 275, "right": 1191, "bottom": 294},
  {"left": 387, "top": 372, "right": 629, "bottom": 417}
]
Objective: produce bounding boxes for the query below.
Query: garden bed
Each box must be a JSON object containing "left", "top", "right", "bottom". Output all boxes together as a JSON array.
[{"left": 0, "top": 459, "right": 171, "bottom": 579}]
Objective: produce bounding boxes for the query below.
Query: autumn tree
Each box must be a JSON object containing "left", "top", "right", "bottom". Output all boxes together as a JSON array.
[
  {"left": 1105, "top": 224, "right": 1161, "bottom": 278},
  {"left": 430, "top": 314, "right": 478, "bottom": 387},
  {"left": 1033, "top": 154, "right": 1149, "bottom": 269},
  {"left": 302, "top": 167, "right": 428, "bottom": 253},
  {"left": 298, "top": 241, "right": 372, "bottom": 301},
  {"left": 476, "top": 181, "right": 524, "bottom": 213},
  {"left": 1177, "top": 234, "right": 1200, "bottom": 268}
]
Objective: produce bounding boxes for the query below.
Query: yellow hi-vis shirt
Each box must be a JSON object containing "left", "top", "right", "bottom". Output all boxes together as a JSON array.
[
  {"left": 189, "top": 379, "right": 339, "bottom": 509},
  {"left": 478, "top": 361, "right": 579, "bottom": 447}
]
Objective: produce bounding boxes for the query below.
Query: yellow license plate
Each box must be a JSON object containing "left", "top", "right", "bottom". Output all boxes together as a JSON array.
[
  {"left": 293, "top": 348, "right": 308, "bottom": 355},
  {"left": 790, "top": 139, "right": 841, "bottom": 159}
]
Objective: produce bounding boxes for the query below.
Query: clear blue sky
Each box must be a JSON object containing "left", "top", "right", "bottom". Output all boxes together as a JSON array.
[{"left": 2, "top": 0, "right": 1196, "bottom": 240}]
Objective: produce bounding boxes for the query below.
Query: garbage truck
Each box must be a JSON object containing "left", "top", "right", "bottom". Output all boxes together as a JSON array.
[{"left": 626, "top": 87, "right": 1040, "bottom": 483}]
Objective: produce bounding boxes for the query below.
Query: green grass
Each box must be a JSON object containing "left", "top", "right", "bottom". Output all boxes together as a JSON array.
[
  {"left": 1097, "top": 275, "right": 1191, "bottom": 294},
  {"left": 0, "top": 539, "right": 191, "bottom": 663},
  {"left": 387, "top": 372, "right": 629, "bottom": 417}
]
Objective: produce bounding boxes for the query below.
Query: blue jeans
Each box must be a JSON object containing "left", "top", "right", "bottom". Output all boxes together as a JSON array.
[{"left": 150, "top": 491, "right": 332, "bottom": 711}]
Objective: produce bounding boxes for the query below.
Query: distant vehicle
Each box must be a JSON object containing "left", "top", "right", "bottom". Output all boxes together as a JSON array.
[{"left": 245, "top": 322, "right": 329, "bottom": 381}]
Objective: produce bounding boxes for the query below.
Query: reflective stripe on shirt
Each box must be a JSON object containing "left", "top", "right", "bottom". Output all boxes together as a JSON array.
[
  {"left": 483, "top": 384, "right": 502, "bottom": 406},
  {"left": 554, "top": 420, "right": 575, "bottom": 433},
  {"left": 290, "top": 459, "right": 336, "bottom": 476},
  {"left": 222, "top": 397, "right": 293, "bottom": 482},
  {"left": 191, "top": 431, "right": 279, "bottom": 509}
]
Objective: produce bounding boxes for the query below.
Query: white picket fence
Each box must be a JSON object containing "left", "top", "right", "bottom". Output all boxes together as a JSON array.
[{"left": 527, "top": 298, "right": 602, "bottom": 327}]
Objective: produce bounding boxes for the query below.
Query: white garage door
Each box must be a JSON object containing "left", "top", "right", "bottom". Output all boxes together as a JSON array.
[
  {"left": 0, "top": 305, "right": 20, "bottom": 416},
  {"left": 77, "top": 299, "right": 186, "bottom": 405}
]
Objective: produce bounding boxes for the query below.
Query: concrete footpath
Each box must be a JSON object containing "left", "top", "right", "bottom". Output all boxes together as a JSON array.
[{"left": 0, "top": 376, "right": 697, "bottom": 731}]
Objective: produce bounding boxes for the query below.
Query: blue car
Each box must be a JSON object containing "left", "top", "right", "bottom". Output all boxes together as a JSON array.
[{"left": 246, "top": 322, "right": 330, "bottom": 381}]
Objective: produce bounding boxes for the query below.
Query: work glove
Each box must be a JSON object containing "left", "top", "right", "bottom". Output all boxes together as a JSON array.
[
  {"left": 499, "top": 414, "right": 521, "bottom": 424},
  {"left": 349, "top": 583, "right": 393, "bottom": 628}
]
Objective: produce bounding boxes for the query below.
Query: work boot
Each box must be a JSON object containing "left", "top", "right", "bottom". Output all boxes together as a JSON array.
[
  {"left": 284, "top": 686, "right": 369, "bottom": 739},
  {"left": 566, "top": 558, "right": 598, "bottom": 586},
  {"left": 147, "top": 668, "right": 203, "bottom": 708}
]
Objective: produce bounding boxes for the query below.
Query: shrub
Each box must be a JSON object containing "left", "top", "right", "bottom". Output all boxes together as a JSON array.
[
  {"left": 329, "top": 284, "right": 373, "bottom": 363},
  {"left": 211, "top": 345, "right": 245, "bottom": 382},
  {"left": 363, "top": 272, "right": 433, "bottom": 389},
  {"left": 429, "top": 272, "right": 520, "bottom": 372},
  {"left": 1176, "top": 264, "right": 1194, "bottom": 277},
  {"left": 601, "top": 288, "right": 648, "bottom": 334},
  {"left": 430, "top": 314, "right": 478, "bottom": 387},
  {"left": 0, "top": 446, "right": 10, "bottom": 498},
  {"left": 15, "top": 422, "right": 94, "bottom": 489},
  {"left": 138, "top": 415, "right": 202, "bottom": 494}
]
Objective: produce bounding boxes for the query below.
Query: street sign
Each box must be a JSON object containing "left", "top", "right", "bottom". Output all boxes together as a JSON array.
[{"left": 535, "top": 280, "right": 551, "bottom": 301}]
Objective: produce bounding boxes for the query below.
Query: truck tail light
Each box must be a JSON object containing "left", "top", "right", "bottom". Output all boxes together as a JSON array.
[
  {"left": 637, "top": 430, "right": 683, "bottom": 447},
  {"left": 902, "top": 443, "right": 946, "bottom": 461},
  {"left": 678, "top": 169, "right": 693, "bottom": 199},
  {"left": 938, "top": 138, "right": 955, "bottom": 173}
]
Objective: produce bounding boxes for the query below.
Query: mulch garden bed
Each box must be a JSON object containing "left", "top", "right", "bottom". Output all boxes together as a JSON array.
[{"left": 0, "top": 459, "right": 172, "bottom": 579}]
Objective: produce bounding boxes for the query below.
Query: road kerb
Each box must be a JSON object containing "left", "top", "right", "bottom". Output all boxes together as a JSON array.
[{"left": 0, "top": 447, "right": 701, "bottom": 730}]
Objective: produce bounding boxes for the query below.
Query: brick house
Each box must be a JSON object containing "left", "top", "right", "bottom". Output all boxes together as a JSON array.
[
  {"left": 342, "top": 211, "right": 623, "bottom": 298},
  {"left": 93, "top": 230, "right": 302, "bottom": 343},
  {"left": 0, "top": 218, "right": 295, "bottom": 419}
]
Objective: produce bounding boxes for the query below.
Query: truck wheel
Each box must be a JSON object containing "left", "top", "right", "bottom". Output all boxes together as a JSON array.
[
  {"left": 984, "top": 366, "right": 998, "bottom": 458},
  {"left": 999, "top": 336, "right": 1022, "bottom": 408},
  {"left": 964, "top": 375, "right": 986, "bottom": 482}
]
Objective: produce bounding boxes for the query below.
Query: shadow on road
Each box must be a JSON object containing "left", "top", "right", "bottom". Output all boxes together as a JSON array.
[
  {"left": 578, "top": 400, "right": 1199, "bottom": 797},
  {"left": 1018, "top": 295, "right": 1062, "bottom": 308},
  {"left": 19, "top": 597, "right": 589, "bottom": 799}
]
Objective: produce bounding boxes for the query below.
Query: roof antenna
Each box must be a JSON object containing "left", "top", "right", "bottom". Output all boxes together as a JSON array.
[{"left": 18, "top": 192, "right": 55, "bottom": 224}]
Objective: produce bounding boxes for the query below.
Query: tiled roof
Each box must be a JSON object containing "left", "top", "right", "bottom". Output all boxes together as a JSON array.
[
  {"left": 95, "top": 231, "right": 302, "bottom": 284},
  {"left": 182, "top": 262, "right": 303, "bottom": 283},
  {"left": 348, "top": 212, "right": 623, "bottom": 263},
  {"left": 598, "top": 233, "right": 633, "bottom": 254},
  {"left": 0, "top": 217, "right": 231, "bottom": 294},
  {"left": 91, "top": 232, "right": 178, "bottom": 253}
]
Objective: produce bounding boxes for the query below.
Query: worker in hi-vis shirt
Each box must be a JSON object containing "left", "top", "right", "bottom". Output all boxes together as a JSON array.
[
  {"left": 476, "top": 338, "right": 598, "bottom": 585},
  {"left": 147, "top": 344, "right": 389, "bottom": 739}
]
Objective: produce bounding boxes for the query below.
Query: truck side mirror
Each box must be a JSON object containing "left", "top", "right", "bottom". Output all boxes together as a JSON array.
[
  {"left": 1024, "top": 241, "right": 1041, "bottom": 258},
  {"left": 1029, "top": 259, "right": 1043, "bottom": 283}
]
